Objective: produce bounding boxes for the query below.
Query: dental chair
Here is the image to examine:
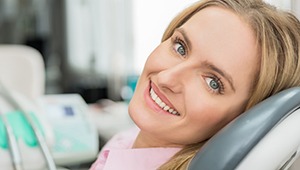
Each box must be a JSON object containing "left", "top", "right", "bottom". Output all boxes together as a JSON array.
[{"left": 188, "top": 87, "right": 300, "bottom": 170}]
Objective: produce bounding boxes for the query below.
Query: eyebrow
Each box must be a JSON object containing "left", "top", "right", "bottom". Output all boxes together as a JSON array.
[
  {"left": 175, "top": 28, "right": 192, "bottom": 51},
  {"left": 201, "top": 61, "right": 236, "bottom": 92}
]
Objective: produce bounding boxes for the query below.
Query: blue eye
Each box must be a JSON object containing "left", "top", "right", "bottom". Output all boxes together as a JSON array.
[
  {"left": 173, "top": 37, "right": 187, "bottom": 57},
  {"left": 205, "top": 77, "right": 224, "bottom": 94},
  {"left": 175, "top": 43, "right": 186, "bottom": 56},
  {"left": 210, "top": 79, "right": 219, "bottom": 89},
  {"left": 206, "top": 77, "right": 219, "bottom": 90}
]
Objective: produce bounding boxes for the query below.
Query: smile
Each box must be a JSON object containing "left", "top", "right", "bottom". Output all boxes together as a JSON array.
[{"left": 149, "top": 88, "right": 180, "bottom": 116}]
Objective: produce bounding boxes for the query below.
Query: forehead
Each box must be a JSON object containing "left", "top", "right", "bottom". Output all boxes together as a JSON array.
[
  {"left": 182, "top": 6, "right": 254, "bottom": 52},
  {"left": 180, "top": 6, "right": 259, "bottom": 92}
]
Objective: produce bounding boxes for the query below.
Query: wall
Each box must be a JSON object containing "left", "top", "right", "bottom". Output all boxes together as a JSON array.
[{"left": 132, "top": 0, "right": 199, "bottom": 73}]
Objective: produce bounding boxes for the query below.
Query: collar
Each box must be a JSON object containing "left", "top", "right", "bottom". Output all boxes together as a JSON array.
[{"left": 103, "top": 147, "right": 181, "bottom": 170}]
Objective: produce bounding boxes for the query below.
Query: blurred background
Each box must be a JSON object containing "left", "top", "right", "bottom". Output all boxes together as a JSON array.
[
  {"left": 0, "top": 0, "right": 201, "bottom": 103},
  {"left": 0, "top": 0, "right": 298, "bottom": 103},
  {"left": 0, "top": 0, "right": 299, "bottom": 169}
]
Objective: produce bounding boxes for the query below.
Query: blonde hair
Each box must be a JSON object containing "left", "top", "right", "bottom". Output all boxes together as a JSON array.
[{"left": 159, "top": 0, "right": 300, "bottom": 169}]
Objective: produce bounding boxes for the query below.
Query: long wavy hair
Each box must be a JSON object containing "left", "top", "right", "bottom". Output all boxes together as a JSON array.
[{"left": 158, "top": 0, "right": 300, "bottom": 169}]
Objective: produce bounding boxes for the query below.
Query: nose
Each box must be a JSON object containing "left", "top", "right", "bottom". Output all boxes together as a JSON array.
[{"left": 156, "top": 63, "right": 189, "bottom": 93}]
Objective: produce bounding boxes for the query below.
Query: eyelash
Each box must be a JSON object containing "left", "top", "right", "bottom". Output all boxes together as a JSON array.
[
  {"left": 205, "top": 75, "right": 225, "bottom": 95},
  {"left": 172, "top": 36, "right": 188, "bottom": 57}
]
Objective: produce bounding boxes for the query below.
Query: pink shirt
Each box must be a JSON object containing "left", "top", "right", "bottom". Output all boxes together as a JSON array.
[{"left": 90, "top": 127, "right": 181, "bottom": 170}]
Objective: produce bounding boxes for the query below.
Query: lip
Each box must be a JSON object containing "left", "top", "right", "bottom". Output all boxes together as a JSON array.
[{"left": 144, "top": 81, "right": 179, "bottom": 116}]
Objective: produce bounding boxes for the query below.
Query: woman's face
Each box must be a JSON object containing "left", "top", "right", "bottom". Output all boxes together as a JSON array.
[{"left": 129, "top": 6, "right": 259, "bottom": 147}]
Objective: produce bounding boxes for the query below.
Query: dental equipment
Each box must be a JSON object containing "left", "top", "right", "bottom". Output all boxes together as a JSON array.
[
  {"left": 0, "top": 113, "right": 23, "bottom": 170},
  {"left": 0, "top": 81, "right": 57, "bottom": 170}
]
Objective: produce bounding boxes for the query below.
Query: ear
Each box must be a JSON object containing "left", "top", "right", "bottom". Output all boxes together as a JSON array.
[{"left": 188, "top": 87, "right": 300, "bottom": 170}]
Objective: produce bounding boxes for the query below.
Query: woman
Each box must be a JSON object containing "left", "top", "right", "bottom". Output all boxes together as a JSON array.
[{"left": 91, "top": 0, "right": 300, "bottom": 169}]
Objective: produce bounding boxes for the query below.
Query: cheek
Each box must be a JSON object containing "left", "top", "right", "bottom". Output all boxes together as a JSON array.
[
  {"left": 143, "top": 42, "right": 177, "bottom": 73},
  {"left": 143, "top": 54, "right": 164, "bottom": 73},
  {"left": 128, "top": 89, "right": 146, "bottom": 128},
  {"left": 186, "top": 95, "right": 245, "bottom": 137},
  {"left": 188, "top": 102, "right": 225, "bottom": 127}
]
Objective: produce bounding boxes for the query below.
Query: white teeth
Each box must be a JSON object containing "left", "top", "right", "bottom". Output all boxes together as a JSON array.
[
  {"left": 150, "top": 88, "right": 180, "bottom": 116},
  {"left": 150, "top": 89, "right": 157, "bottom": 100},
  {"left": 163, "top": 106, "right": 170, "bottom": 111},
  {"left": 155, "top": 97, "right": 162, "bottom": 104},
  {"left": 159, "top": 102, "right": 166, "bottom": 108}
]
